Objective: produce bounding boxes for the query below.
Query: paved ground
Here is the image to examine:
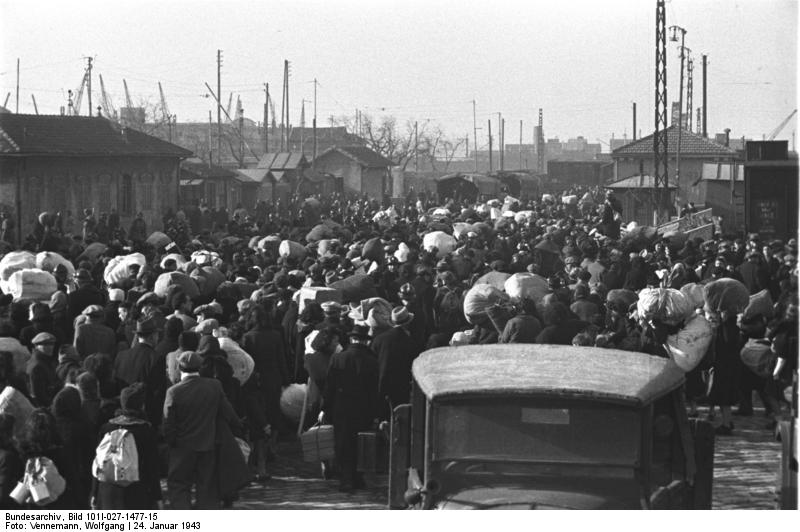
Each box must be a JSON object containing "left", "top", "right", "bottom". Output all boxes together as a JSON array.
[{"left": 230, "top": 403, "right": 786, "bottom": 510}]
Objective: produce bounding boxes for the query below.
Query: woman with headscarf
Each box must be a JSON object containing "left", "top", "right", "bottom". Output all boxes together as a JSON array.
[
  {"left": 51, "top": 387, "right": 94, "bottom": 507},
  {"left": 91, "top": 383, "right": 162, "bottom": 510}
]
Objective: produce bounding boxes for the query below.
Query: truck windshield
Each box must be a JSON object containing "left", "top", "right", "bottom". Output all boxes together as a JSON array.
[{"left": 432, "top": 397, "right": 640, "bottom": 466}]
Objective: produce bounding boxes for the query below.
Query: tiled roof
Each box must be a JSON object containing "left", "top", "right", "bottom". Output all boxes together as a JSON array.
[
  {"left": 181, "top": 158, "right": 239, "bottom": 179},
  {"left": 318, "top": 145, "right": 395, "bottom": 168},
  {"left": 605, "top": 174, "right": 677, "bottom": 189},
  {"left": 611, "top": 125, "right": 738, "bottom": 157},
  {"left": 257, "top": 152, "right": 308, "bottom": 170},
  {"left": 0, "top": 114, "right": 192, "bottom": 157}
]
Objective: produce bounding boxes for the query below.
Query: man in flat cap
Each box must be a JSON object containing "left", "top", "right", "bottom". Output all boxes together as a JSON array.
[
  {"left": 163, "top": 351, "right": 242, "bottom": 509},
  {"left": 113, "top": 318, "right": 166, "bottom": 427},
  {"left": 74, "top": 304, "right": 117, "bottom": 359},
  {"left": 26, "top": 332, "right": 59, "bottom": 407}
]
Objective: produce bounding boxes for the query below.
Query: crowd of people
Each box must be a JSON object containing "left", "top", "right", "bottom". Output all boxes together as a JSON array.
[{"left": 0, "top": 184, "right": 797, "bottom": 508}]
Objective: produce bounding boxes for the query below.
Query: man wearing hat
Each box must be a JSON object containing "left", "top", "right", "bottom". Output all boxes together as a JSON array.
[
  {"left": 319, "top": 324, "right": 379, "bottom": 492},
  {"left": 371, "top": 307, "right": 418, "bottom": 422},
  {"left": 74, "top": 304, "right": 117, "bottom": 359},
  {"left": 163, "top": 351, "right": 242, "bottom": 509},
  {"left": 26, "top": 332, "right": 59, "bottom": 407},
  {"left": 68, "top": 268, "right": 106, "bottom": 323},
  {"left": 736, "top": 249, "right": 770, "bottom": 295},
  {"left": 113, "top": 318, "right": 167, "bottom": 428}
]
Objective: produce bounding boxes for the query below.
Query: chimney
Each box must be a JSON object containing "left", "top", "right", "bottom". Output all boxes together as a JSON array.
[
  {"left": 97, "top": 106, "right": 102, "bottom": 117},
  {"left": 724, "top": 128, "right": 731, "bottom": 147}
]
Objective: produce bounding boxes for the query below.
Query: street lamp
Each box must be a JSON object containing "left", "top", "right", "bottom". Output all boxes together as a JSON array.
[{"left": 670, "top": 25, "right": 688, "bottom": 215}]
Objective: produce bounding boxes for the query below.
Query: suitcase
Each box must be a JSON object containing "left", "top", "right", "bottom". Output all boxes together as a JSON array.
[
  {"left": 356, "top": 430, "right": 388, "bottom": 473},
  {"left": 301, "top": 423, "right": 335, "bottom": 462}
]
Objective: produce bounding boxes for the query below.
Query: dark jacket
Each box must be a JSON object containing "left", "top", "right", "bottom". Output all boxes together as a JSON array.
[
  {"left": 112, "top": 342, "right": 166, "bottom": 427},
  {"left": 74, "top": 322, "right": 117, "bottom": 359},
  {"left": 536, "top": 319, "right": 591, "bottom": 346},
  {"left": 371, "top": 327, "right": 415, "bottom": 419},
  {"left": 26, "top": 352, "right": 59, "bottom": 407},
  {"left": 93, "top": 415, "right": 161, "bottom": 510},
  {"left": 499, "top": 314, "right": 543, "bottom": 344},
  {"left": 0, "top": 447, "right": 23, "bottom": 509},
  {"left": 68, "top": 285, "right": 106, "bottom": 323},
  {"left": 162, "top": 375, "right": 241, "bottom": 452}
]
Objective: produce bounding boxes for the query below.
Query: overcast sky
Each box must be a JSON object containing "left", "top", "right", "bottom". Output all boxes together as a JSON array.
[{"left": 1, "top": 0, "right": 797, "bottom": 151}]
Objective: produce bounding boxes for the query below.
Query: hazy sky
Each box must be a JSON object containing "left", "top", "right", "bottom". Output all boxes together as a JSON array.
[{"left": 1, "top": 0, "right": 797, "bottom": 151}]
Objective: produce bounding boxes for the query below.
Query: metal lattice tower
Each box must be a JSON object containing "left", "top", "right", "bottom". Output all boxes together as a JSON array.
[
  {"left": 536, "top": 108, "right": 545, "bottom": 173},
  {"left": 686, "top": 57, "right": 694, "bottom": 133},
  {"left": 653, "top": 0, "right": 669, "bottom": 218}
]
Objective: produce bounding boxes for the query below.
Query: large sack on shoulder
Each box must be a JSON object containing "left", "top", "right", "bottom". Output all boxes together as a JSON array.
[
  {"left": 0, "top": 386, "right": 34, "bottom": 441},
  {"left": 607, "top": 288, "right": 639, "bottom": 309},
  {"left": 218, "top": 337, "right": 255, "bottom": 385},
  {"left": 35, "top": 252, "right": 75, "bottom": 281},
  {"left": 504, "top": 273, "right": 548, "bottom": 302},
  {"left": 637, "top": 288, "right": 692, "bottom": 326},
  {"left": 394, "top": 243, "right": 410, "bottom": 263},
  {"left": 190, "top": 250, "right": 222, "bottom": 268},
  {"left": 329, "top": 274, "right": 377, "bottom": 304},
  {"left": 280, "top": 383, "right": 307, "bottom": 422},
  {"left": 7, "top": 269, "right": 57, "bottom": 302},
  {"left": 190, "top": 266, "right": 226, "bottom": 297},
  {"left": 679, "top": 283, "right": 705, "bottom": 310},
  {"left": 422, "top": 231, "right": 457, "bottom": 259},
  {"left": 742, "top": 289, "right": 774, "bottom": 320},
  {"left": 453, "top": 222, "right": 473, "bottom": 240},
  {"left": 665, "top": 313, "right": 714, "bottom": 372},
  {"left": 703, "top": 278, "right": 749, "bottom": 314},
  {"left": 306, "top": 224, "right": 334, "bottom": 243},
  {"left": 463, "top": 283, "right": 510, "bottom": 326},
  {"left": 278, "top": 240, "right": 307, "bottom": 261},
  {"left": 258, "top": 235, "right": 281, "bottom": 253},
  {"left": 0, "top": 251, "right": 36, "bottom": 291},
  {"left": 76, "top": 242, "right": 107, "bottom": 264},
  {"left": 362, "top": 238, "right": 383, "bottom": 262},
  {"left": 159, "top": 253, "right": 188, "bottom": 270},
  {"left": 0, "top": 337, "right": 30, "bottom": 379},
  {"left": 514, "top": 211, "right": 534, "bottom": 224},
  {"left": 145, "top": 231, "right": 172, "bottom": 249},
  {"left": 317, "top": 239, "right": 339, "bottom": 258},
  {"left": 154, "top": 271, "right": 199, "bottom": 299},
  {"left": 562, "top": 194, "right": 578, "bottom": 206},
  {"left": 740, "top": 339, "right": 776, "bottom": 378},
  {"left": 104, "top": 253, "right": 146, "bottom": 286},
  {"left": 477, "top": 271, "right": 511, "bottom": 291},
  {"left": 296, "top": 286, "right": 343, "bottom": 314}
]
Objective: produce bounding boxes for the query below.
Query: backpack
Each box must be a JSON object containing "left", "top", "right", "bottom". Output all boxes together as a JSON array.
[
  {"left": 22, "top": 456, "right": 66, "bottom": 506},
  {"left": 92, "top": 428, "right": 140, "bottom": 486}
]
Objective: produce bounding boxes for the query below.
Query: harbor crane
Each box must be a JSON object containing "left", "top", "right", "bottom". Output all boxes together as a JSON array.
[
  {"left": 768, "top": 109, "right": 797, "bottom": 140},
  {"left": 99, "top": 74, "right": 116, "bottom": 119}
]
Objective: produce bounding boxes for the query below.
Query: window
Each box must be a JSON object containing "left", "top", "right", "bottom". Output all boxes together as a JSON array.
[
  {"left": 28, "top": 176, "right": 41, "bottom": 214},
  {"left": 120, "top": 174, "right": 134, "bottom": 214},
  {"left": 76, "top": 177, "right": 92, "bottom": 212},
  {"left": 206, "top": 182, "right": 217, "bottom": 208},
  {"left": 140, "top": 173, "right": 154, "bottom": 211},
  {"left": 97, "top": 174, "right": 112, "bottom": 210}
]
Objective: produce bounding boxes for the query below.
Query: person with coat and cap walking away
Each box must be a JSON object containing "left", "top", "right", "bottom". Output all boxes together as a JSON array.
[
  {"left": 26, "top": 332, "right": 60, "bottom": 407},
  {"left": 163, "top": 351, "right": 242, "bottom": 509},
  {"left": 68, "top": 269, "right": 106, "bottom": 324},
  {"left": 371, "top": 307, "right": 418, "bottom": 422},
  {"left": 319, "top": 324, "right": 379, "bottom": 492},
  {"left": 112, "top": 319, "right": 166, "bottom": 428},
  {"left": 74, "top": 305, "right": 117, "bottom": 360}
]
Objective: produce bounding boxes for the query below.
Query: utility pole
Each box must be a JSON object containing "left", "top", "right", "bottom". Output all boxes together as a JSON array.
[
  {"left": 519, "top": 120, "right": 523, "bottom": 170},
  {"left": 670, "top": 24, "right": 688, "bottom": 205},
  {"left": 264, "top": 83, "right": 269, "bottom": 153},
  {"left": 686, "top": 56, "right": 694, "bottom": 132},
  {"left": 696, "top": 107, "right": 702, "bottom": 135},
  {"left": 654, "top": 0, "right": 669, "bottom": 222},
  {"left": 472, "top": 100, "right": 478, "bottom": 172},
  {"left": 313, "top": 78, "right": 318, "bottom": 159},
  {"left": 86, "top": 57, "right": 93, "bottom": 117},
  {"left": 496, "top": 112, "right": 502, "bottom": 172},
  {"left": 31, "top": 94, "right": 38, "bottom": 115},
  {"left": 208, "top": 110, "right": 213, "bottom": 166},
  {"left": 536, "top": 108, "right": 544, "bottom": 173},
  {"left": 15, "top": 58, "right": 19, "bottom": 113},
  {"left": 633, "top": 102, "right": 637, "bottom": 140},
  {"left": 488, "top": 120, "right": 493, "bottom": 172},
  {"left": 414, "top": 121, "right": 419, "bottom": 173},
  {"left": 500, "top": 118, "right": 505, "bottom": 171},
  {"left": 284, "top": 60, "right": 290, "bottom": 150},
  {"left": 217, "top": 50, "right": 222, "bottom": 166},
  {"left": 239, "top": 107, "right": 244, "bottom": 168},
  {"left": 702, "top": 54, "right": 708, "bottom": 138}
]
